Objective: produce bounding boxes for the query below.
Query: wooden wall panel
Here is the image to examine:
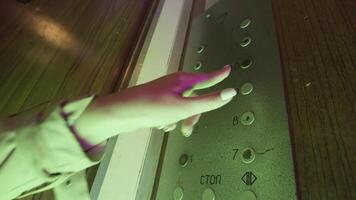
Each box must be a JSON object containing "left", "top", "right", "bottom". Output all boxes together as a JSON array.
[
  {"left": 0, "top": 0, "right": 154, "bottom": 199},
  {"left": 273, "top": 0, "right": 356, "bottom": 199},
  {"left": 0, "top": 0, "right": 152, "bottom": 115}
]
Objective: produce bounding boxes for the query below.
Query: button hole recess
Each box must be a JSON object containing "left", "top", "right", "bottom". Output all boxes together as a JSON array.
[{"left": 179, "top": 154, "right": 189, "bottom": 167}]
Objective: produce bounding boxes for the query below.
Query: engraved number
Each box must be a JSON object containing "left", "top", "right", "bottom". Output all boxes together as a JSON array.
[
  {"left": 232, "top": 115, "right": 239, "bottom": 126},
  {"left": 233, "top": 148, "right": 239, "bottom": 160}
]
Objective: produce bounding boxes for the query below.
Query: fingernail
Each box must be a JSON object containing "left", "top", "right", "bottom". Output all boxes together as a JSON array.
[
  {"left": 223, "top": 64, "right": 231, "bottom": 70},
  {"left": 220, "top": 88, "right": 237, "bottom": 101},
  {"left": 183, "top": 128, "right": 193, "bottom": 137},
  {"left": 167, "top": 125, "right": 176, "bottom": 132}
]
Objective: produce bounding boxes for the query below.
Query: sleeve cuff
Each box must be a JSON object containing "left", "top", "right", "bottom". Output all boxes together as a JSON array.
[{"left": 18, "top": 95, "right": 105, "bottom": 174}]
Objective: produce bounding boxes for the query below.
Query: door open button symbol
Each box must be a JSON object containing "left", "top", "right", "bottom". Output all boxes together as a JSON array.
[{"left": 242, "top": 171, "right": 257, "bottom": 186}]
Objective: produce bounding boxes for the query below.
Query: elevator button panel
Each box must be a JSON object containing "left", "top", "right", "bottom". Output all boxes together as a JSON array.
[{"left": 153, "top": 0, "right": 297, "bottom": 199}]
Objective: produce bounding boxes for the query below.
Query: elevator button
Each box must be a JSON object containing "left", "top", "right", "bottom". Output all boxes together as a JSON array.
[
  {"left": 179, "top": 154, "right": 189, "bottom": 167},
  {"left": 240, "top": 19, "right": 252, "bottom": 29},
  {"left": 197, "top": 45, "right": 206, "bottom": 54},
  {"left": 194, "top": 62, "right": 202, "bottom": 70},
  {"left": 240, "top": 190, "right": 257, "bottom": 200},
  {"left": 240, "top": 59, "right": 253, "bottom": 69},
  {"left": 241, "top": 147, "right": 256, "bottom": 164},
  {"left": 241, "top": 112, "right": 255, "bottom": 126},
  {"left": 173, "top": 187, "right": 184, "bottom": 200},
  {"left": 241, "top": 82, "right": 254, "bottom": 95},
  {"left": 202, "top": 188, "right": 215, "bottom": 200},
  {"left": 240, "top": 36, "right": 252, "bottom": 47}
]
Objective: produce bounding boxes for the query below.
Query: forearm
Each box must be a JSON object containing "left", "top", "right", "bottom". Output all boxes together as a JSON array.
[
  {"left": 74, "top": 65, "right": 235, "bottom": 143},
  {"left": 73, "top": 95, "right": 126, "bottom": 146}
]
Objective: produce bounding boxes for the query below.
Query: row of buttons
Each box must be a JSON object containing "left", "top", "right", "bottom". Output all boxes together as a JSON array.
[
  {"left": 233, "top": 16, "right": 257, "bottom": 200},
  {"left": 174, "top": 187, "right": 216, "bottom": 200},
  {"left": 174, "top": 187, "right": 257, "bottom": 200},
  {"left": 178, "top": 146, "right": 256, "bottom": 169},
  {"left": 194, "top": 16, "right": 253, "bottom": 71},
  {"left": 173, "top": 16, "right": 257, "bottom": 200}
]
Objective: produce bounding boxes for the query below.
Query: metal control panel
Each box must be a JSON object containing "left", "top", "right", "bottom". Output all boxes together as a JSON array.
[{"left": 153, "top": 0, "right": 297, "bottom": 199}]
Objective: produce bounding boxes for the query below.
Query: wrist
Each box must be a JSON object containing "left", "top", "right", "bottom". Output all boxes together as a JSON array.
[{"left": 73, "top": 98, "right": 120, "bottom": 145}]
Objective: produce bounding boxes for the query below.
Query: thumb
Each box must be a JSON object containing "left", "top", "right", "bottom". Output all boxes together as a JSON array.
[{"left": 183, "top": 88, "right": 237, "bottom": 114}]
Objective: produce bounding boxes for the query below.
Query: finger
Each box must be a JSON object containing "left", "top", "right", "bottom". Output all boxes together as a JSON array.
[
  {"left": 181, "top": 114, "right": 201, "bottom": 137},
  {"left": 182, "top": 65, "right": 231, "bottom": 97},
  {"left": 156, "top": 125, "right": 165, "bottom": 130},
  {"left": 157, "top": 123, "right": 177, "bottom": 131},
  {"left": 163, "top": 123, "right": 177, "bottom": 132},
  {"left": 184, "top": 88, "right": 237, "bottom": 115}
]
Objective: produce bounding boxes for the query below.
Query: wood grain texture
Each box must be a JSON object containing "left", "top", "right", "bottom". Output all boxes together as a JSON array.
[
  {"left": 0, "top": 0, "right": 153, "bottom": 199},
  {"left": 273, "top": 0, "right": 356, "bottom": 199},
  {"left": 0, "top": 0, "right": 152, "bottom": 115}
]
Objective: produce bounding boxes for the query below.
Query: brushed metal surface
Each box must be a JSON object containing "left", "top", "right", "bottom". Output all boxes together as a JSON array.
[{"left": 154, "top": 0, "right": 297, "bottom": 199}]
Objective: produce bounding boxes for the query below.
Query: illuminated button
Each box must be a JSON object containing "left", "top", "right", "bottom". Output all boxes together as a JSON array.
[
  {"left": 241, "top": 82, "right": 254, "bottom": 95},
  {"left": 241, "top": 112, "right": 255, "bottom": 126},
  {"left": 179, "top": 154, "right": 189, "bottom": 167},
  {"left": 241, "top": 147, "right": 256, "bottom": 164},
  {"left": 240, "top": 19, "right": 252, "bottom": 29},
  {"left": 206, "top": 13, "right": 212, "bottom": 19},
  {"left": 240, "top": 190, "right": 257, "bottom": 200},
  {"left": 202, "top": 188, "right": 215, "bottom": 200},
  {"left": 173, "top": 187, "right": 184, "bottom": 200}
]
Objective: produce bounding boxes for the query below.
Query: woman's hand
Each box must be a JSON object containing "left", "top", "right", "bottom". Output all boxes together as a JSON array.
[{"left": 75, "top": 65, "right": 237, "bottom": 145}]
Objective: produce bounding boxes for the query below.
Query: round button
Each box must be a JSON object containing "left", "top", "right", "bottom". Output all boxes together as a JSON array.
[
  {"left": 202, "top": 188, "right": 215, "bottom": 200},
  {"left": 241, "top": 112, "right": 255, "bottom": 126},
  {"left": 194, "top": 62, "right": 202, "bottom": 70},
  {"left": 173, "top": 187, "right": 184, "bottom": 200},
  {"left": 241, "top": 147, "right": 256, "bottom": 164},
  {"left": 65, "top": 179, "right": 72, "bottom": 187},
  {"left": 241, "top": 82, "right": 254, "bottom": 95},
  {"left": 240, "top": 36, "right": 252, "bottom": 47},
  {"left": 240, "top": 190, "right": 257, "bottom": 200},
  {"left": 240, "top": 59, "right": 253, "bottom": 69},
  {"left": 240, "top": 19, "right": 252, "bottom": 29}
]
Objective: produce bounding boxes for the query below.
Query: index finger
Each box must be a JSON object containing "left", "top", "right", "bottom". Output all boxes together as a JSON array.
[{"left": 182, "top": 65, "right": 231, "bottom": 97}]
